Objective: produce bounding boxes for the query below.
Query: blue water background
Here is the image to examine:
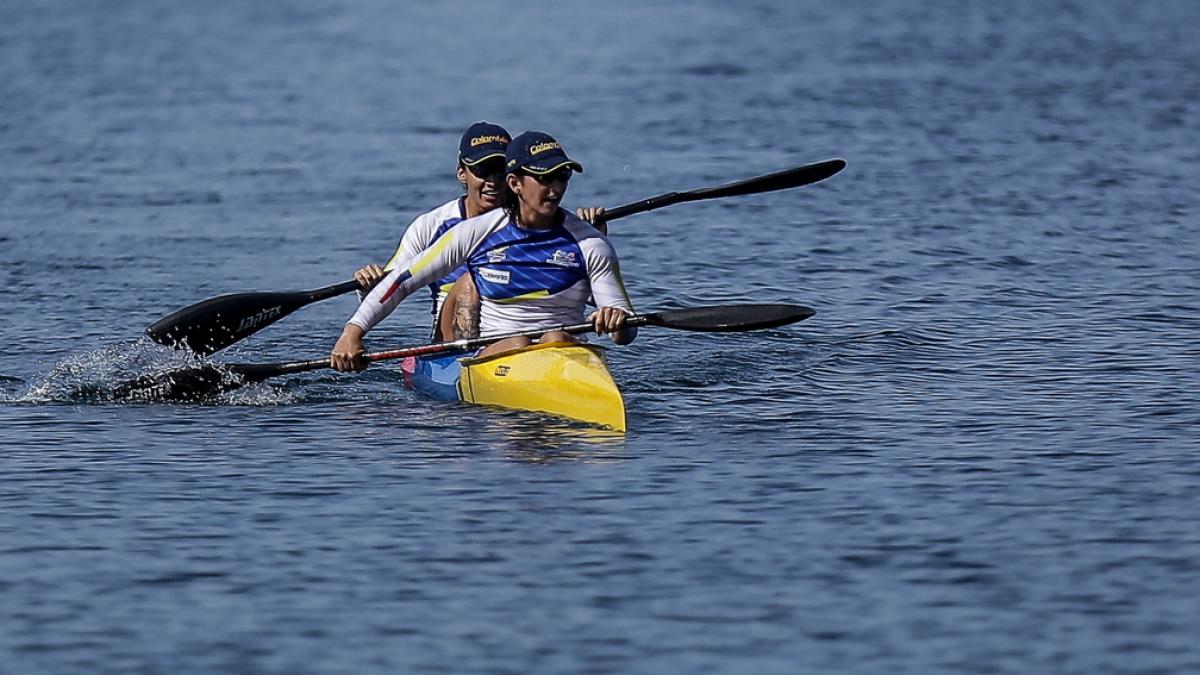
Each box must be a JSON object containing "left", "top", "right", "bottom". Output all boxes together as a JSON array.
[{"left": 2, "top": 1, "right": 1198, "bottom": 672}]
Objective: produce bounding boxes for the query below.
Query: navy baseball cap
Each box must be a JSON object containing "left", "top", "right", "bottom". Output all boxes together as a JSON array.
[
  {"left": 459, "top": 122, "right": 511, "bottom": 166},
  {"left": 505, "top": 131, "right": 584, "bottom": 176}
]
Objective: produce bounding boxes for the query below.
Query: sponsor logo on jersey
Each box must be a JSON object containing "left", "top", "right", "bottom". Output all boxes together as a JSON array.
[
  {"left": 478, "top": 267, "right": 511, "bottom": 284},
  {"left": 546, "top": 250, "right": 578, "bottom": 267},
  {"left": 487, "top": 247, "right": 508, "bottom": 263}
]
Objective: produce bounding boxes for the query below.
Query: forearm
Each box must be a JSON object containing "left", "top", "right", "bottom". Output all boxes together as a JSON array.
[
  {"left": 339, "top": 322, "right": 365, "bottom": 343},
  {"left": 330, "top": 322, "right": 368, "bottom": 371},
  {"left": 348, "top": 266, "right": 410, "bottom": 333}
]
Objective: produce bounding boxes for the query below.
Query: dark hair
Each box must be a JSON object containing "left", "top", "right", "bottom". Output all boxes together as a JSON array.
[{"left": 501, "top": 173, "right": 522, "bottom": 223}]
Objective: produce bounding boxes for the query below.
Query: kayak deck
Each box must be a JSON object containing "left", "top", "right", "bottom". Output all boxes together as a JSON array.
[{"left": 402, "top": 341, "right": 626, "bottom": 431}]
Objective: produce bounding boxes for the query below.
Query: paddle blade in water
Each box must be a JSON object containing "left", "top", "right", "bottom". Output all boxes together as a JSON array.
[
  {"left": 643, "top": 304, "right": 815, "bottom": 332},
  {"left": 108, "top": 359, "right": 325, "bottom": 402},
  {"left": 108, "top": 364, "right": 236, "bottom": 401}
]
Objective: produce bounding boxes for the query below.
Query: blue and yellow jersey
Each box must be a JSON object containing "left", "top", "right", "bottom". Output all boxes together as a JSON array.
[{"left": 350, "top": 209, "right": 635, "bottom": 339}]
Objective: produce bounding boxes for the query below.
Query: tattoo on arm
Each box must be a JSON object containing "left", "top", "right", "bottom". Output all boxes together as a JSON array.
[{"left": 453, "top": 302, "right": 480, "bottom": 340}]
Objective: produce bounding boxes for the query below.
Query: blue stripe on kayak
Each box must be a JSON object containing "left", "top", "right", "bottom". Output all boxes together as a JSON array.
[{"left": 405, "top": 353, "right": 465, "bottom": 402}]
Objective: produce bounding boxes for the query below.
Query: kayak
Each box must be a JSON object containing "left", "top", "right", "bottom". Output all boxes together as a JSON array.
[{"left": 401, "top": 341, "right": 626, "bottom": 431}]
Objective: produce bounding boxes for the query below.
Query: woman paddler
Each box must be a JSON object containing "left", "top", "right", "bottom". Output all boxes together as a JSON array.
[
  {"left": 354, "top": 122, "right": 609, "bottom": 341},
  {"left": 353, "top": 121, "right": 511, "bottom": 341},
  {"left": 330, "top": 131, "right": 637, "bottom": 372}
]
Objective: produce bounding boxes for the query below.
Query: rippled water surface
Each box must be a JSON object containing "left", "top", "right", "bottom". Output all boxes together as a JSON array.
[{"left": 3, "top": 1, "right": 1198, "bottom": 673}]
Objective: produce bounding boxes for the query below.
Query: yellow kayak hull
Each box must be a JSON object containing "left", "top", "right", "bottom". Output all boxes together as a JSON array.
[{"left": 457, "top": 342, "right": 626, "bottom": 431}]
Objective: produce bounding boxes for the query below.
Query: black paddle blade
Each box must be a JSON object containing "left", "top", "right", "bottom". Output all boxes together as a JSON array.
[
  {"left": 108, "top": 360, "right": 322, "bottom": 402},
  {"left": 691, "top": 159, "right": 846, "bottom": 201},
  {"left": 108, "top": 364, "right": 238, "bottom": 402},
  {"left": 146, "top": 291, "right": 314, "bottom": 355},
  {"left": 644, "top": 304, "right": 815, "bottom": 332},
  {"left": 146, "top": 280, "right": 362, "bottom": 355},
  {"left": 603, "top": 158, "right": 846, "bottom": 221}
]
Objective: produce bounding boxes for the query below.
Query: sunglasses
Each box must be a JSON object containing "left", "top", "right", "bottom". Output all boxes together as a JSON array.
[
  {"left": 525, "top": 168, "right": 573, "bottom": 185},
  {"left": 466, "top": 160, "right": 505, "bottom": 180}
]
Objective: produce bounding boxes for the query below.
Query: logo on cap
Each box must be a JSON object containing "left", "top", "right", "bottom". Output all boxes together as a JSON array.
[
  {"left": 472, "top": 135, "right": 509, "bottom": 147},
  {"left": 530, "top": 142, "right": 560, "bottom": 155}
]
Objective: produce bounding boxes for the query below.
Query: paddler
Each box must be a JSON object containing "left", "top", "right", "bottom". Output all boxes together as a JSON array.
[
  {"left": 354, "top": 122, "right": 609, "bottom": 341},
  {"left": 353, "top": 121, "right": 511, "bottom": 341},
  {"left": 331, "top": 130, "right": 635, "bottom": 371}
]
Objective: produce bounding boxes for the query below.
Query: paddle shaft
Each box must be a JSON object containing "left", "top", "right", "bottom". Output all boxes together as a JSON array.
[
  {"left": 234, "top": 317, "right": 624, "bottom": 382},
  {"left": 146, "top": 158, "right": 844, "bottom": 354}
]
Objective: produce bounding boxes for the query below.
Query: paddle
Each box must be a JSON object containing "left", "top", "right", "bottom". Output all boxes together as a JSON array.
[
  {"left": 116, "top": 303, "right": 815, "bottom": 402},
  {"left": 601, "top": 157, "right": 846, "bottom": 221},
  {"left": 146, "top": 158, "right": 845, "bottom": 355},
  {"left": 145, "top": 279, "right": 361, "bottom": 357}
]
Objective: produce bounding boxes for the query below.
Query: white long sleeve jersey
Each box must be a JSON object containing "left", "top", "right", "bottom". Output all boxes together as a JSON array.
[
  {"left": 349, "top": 208, "right": 636, "bottom": 338},
  {"left": 378, "top": 197, "right": 470, "bottom": 317}
]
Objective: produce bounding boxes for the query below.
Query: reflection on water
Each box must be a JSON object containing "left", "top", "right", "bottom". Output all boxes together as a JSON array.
[
  {"left": 487, "top": 418, "right": 629, "bottom": 463},
  {"left": 290, "top": 380, "right": 631, "bottom": 463}
]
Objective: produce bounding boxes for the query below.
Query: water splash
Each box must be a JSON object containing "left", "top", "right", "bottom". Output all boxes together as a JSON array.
[{"left": 12, "top": 340, "right": 298, "bottom": 405}]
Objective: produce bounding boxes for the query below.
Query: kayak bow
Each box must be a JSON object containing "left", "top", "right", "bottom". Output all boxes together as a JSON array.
[{"left": 403, "top": 342, "right": 626, "bottom": 431}]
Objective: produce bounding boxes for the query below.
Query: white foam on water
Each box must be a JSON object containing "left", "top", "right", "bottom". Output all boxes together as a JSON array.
[{"left": 12, "top": 339, "right": 299, "bottom": 406}]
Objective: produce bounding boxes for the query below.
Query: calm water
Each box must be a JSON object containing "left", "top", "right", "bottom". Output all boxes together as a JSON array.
[{"left": 3, "top": 1, "right": 1199, "bottom": 673}]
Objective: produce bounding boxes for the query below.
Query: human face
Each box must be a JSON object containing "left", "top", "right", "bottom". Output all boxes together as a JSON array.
[
  {"left": 507, "top": 169, "right": 571, "bottom": 226},
  {"left": 458, "top": 158, "right": 506, "bottom": 216}
]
